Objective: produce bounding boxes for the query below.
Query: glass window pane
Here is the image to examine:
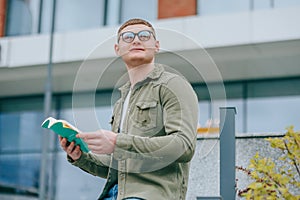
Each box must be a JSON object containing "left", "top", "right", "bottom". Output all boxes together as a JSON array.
[
  {"left": 120, "top": 0, "right": 157, "bottom": 23},
  {"left": 247, "top": 78, "right": 300, "bottom": 98},
  {"left": 254, "top": 0, "right": 272, "bottom": 10},
  {"left": 41, "top": 0, "right": 105, "bottom": 33},
  {"left": 57, "top": 105, "right": 113, "bottom": 150},
  {"left": 54, "top": 152, "right": 105, "bottom": 199},
  {"left": 6, "top": 0, "right": 40, "bottom": 36},
  {"left": 199, "top": 101, "right": 209, "bottom": 128},
  {"left": 59, "top": 106, "right": 112, "bottom": 132},
  {"left": 19, "top": 112, "right": 44, "bottom": 150},
  {"left": 0, "top": 112, "right": 20, "bottom": 151},
  {"left": 274, "top": 0, "right": 300, "bottom": 8},
  {"left": 96, "top": 106, "right": 114, "bottom": 130},
  {"left": 58, "top": 91, "right": 113, "bottom": 131},
  {"left": 198, "top": 0, "right": 250, "bottom": 16},
  {"left": 247, "top": 96, "right": 300, "bottom": 133},
  {"left": 0, "top": 154, "right": 40, "bottom": 193},
  {"left": 0, "top": 111, "right": 44, "bottom": 152},
  {"left": 0, "top": 98, "right": 44, "bottom": 152}
]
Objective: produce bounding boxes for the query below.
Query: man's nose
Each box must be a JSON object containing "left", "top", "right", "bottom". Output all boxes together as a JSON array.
[{"left": 132, "top": 35, "right": 141, "bottom": 43}]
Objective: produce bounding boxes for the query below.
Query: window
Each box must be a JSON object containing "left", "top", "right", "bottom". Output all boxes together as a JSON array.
[
  {"left": 198, "top": 0, "right": 250, "bottom": 16},
  {"left": 0, "top": 111, "right": 44, "bottom": 152},
  {"left": 247, "top": 96, "right": 300, "bottom": 133},
  {"left": 120, "top": 0, "right": 157, "bottom": 23},
  {"left": 53, "top": 94, "right": 111, "bottom": 199},
  {"left": 0, "top": 154, "right": 40, "bottom": 194},
  {"left": 199, "top": 101, "right": 210, "bottom": 128},
  {"left": 274, "top": 0, "right": 300, "bottom": 8},
  {"left": 5, "top": 0, "right": 41, "bottom": 36},
  {"left": 253, "top": 0, "right": 274, "bottom": 10},
  {"left": 0, "top": 98, "right": 44, "bottom": 152},
  {"left": 54, "top": 152, "right": 105, "bottom": 199},
  {"left": 0, "top": 97, "right": 45, "bottom": 195},
  {"left": 40, "top": 0, "right": 105, "bottom": 33},
  {"left": 6, "top": 0, "right": 106, "bottom": 36},
  {"left": 58, "top": 106, "right": 112, "bottom": 136},
  {"left": 0, "top": 94, "right": 110, "bottom": 198}
]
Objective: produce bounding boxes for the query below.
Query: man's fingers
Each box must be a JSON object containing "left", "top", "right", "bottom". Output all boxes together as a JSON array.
[
  {"left": 61, "top": 137, "right": 68, "bottom": 144},
  {"left": 60, "top": 137, "right": 68, "bottom": 150},
  {"left": 74, "top": 145, "right": 81, "bottom": 153},
  {"left": 84, "top": 139, "right": 102, "bottom": 145},
  {"left": 67, "top": 141, "right": 75, "bottom": 153},
  {"left": 76, "top": 131, "right": 102, "bottom": 139},
  {"left": 58, "top": 136, "right": 82, "bottom": 160}
]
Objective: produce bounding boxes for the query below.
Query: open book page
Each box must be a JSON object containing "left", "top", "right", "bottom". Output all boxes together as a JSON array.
[
  {"left": 41, "top": 117, "right": 89, "bottom": 153},
  {"left": 42, "top": 117, "right": 81, "bottom": 133}
]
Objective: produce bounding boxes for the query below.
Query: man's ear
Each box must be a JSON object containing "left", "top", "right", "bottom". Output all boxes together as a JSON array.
[
  {"left": 114, "top": 44, "right": 120, "bottom": 56},
  {"left": 155, "top": 40, "right": 160, "bottom": 53}
]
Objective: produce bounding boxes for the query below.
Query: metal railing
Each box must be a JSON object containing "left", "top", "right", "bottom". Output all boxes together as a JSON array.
[{"left": 197, "top": 107, "right": 237, "bottom": 200}]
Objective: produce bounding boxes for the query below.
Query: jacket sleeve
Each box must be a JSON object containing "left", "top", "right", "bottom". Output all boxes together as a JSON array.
[
  {"left": 68, "top": 152, "right": 111, "bottom": 179},
  {"left": 113, "top": 75, "right": 199, "bottom": 164}
]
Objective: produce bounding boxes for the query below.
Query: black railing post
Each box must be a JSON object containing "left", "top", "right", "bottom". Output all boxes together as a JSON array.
[{"left": 219, "top": 107, "right": 236, "bottom": 200}]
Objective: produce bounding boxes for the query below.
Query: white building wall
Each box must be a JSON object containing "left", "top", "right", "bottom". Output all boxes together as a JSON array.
[{"left": 1, "top": 6, "right": 299, "bottom": 68}]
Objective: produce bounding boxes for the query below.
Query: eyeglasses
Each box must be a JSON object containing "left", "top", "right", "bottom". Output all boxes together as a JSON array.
[{"left": 118, "top": 30, "right": 156, "bottom": 43}]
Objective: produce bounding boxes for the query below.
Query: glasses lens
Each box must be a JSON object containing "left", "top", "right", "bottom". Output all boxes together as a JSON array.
[
  {"left": 122, "top": 32, "right": 135, "bottom": 43},
  {"left": 138, "top": 31, "right": 151, "bottom": 41},
  {"left": 120, "top": 30, "right": 153, "bottom": 43}
]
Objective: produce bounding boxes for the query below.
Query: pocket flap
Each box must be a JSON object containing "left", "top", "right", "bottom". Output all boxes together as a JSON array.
[{"left": 136, "top": 101, "right": 157, "bottom": 110}]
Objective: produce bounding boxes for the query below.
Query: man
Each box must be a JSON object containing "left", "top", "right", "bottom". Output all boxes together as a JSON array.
[{"left": 59, "top": 18, "right": 199, "bottom": 200}]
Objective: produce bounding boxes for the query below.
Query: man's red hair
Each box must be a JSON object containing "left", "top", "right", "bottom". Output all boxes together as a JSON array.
[{"left": 117, "top": 18, "right": 155, "bottom": 35}]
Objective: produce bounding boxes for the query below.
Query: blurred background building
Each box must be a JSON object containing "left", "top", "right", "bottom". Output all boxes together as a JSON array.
[{"left": 0, "top": 0, "right": 299, "bottom": 199}]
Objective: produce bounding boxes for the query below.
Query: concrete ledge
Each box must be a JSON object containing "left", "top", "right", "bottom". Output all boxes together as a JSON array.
[
  {"left": 197, "top": 131, "right": 285, "bottom": 140},
  {"left": 188, "top": 131, "right": 287, "bottom": 199}
]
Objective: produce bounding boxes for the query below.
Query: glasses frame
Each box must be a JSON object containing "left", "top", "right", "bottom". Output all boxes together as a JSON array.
[{"left": 118, "top": 30, "right": 156, "bottom": 43}]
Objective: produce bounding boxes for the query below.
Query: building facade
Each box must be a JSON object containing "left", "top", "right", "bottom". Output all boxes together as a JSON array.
[{"left": 0, "top": 0, "right": 300, "bottom": 199}]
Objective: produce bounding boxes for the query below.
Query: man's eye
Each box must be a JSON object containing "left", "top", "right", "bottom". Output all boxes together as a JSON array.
[
  {"left": 139, "top": 35, "right": 148, "bottom": 40},
  {"left": 124, "top": 34, "right": 133, "bottom": 39}
]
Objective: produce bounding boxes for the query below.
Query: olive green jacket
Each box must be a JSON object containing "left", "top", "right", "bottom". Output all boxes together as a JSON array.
[{"left": 70, "top": 64, "right": 199, "bottom": 200}]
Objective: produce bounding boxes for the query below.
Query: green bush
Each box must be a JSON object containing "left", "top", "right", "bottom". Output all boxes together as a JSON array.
[{"left": 236, "top": 126, "right": 300, "bottom": 200}]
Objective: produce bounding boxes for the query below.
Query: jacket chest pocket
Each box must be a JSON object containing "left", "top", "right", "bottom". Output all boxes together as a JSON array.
[{"left": 132, "top": 101, "right": 158, "bottom": 132}]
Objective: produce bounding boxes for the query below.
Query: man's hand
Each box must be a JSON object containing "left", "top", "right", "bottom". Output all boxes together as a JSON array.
[
  {"left": 77, "top": 130, "right": 117, "bottom": 154},
  {"left": 59, "top": 136, "right": 82, "bottom": 161}
]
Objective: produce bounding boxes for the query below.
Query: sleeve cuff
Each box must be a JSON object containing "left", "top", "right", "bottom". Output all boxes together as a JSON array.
[{"left": 67, "top": 152, "right": 89, "bottom": 166}]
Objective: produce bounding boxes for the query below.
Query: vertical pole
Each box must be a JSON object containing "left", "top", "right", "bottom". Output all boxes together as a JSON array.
[
  {"left": 243, "top": 83, "right": 248, "bottom": 133},
  {"left": 37, "top": 0, "right": 43, "bottom": 33},
  {"left": 39, "top": 0, "right": 56, "bottom": 199},
  {"left": 219, "top": 107, "right": 236, "bottom": 200}
]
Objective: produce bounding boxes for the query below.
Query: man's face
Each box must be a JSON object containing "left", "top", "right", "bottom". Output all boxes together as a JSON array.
[{"left": 115, "top": 24, "right": 160, "bottom": 67}]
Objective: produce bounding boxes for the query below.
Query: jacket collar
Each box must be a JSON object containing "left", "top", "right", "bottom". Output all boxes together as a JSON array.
[{"left": 119, "top": 64, "right": 164, "bottom": 96}]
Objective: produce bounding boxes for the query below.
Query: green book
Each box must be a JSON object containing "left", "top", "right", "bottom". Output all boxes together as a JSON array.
[{"left": 41, "top": 117, "right": 89, "bottom": 153}]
